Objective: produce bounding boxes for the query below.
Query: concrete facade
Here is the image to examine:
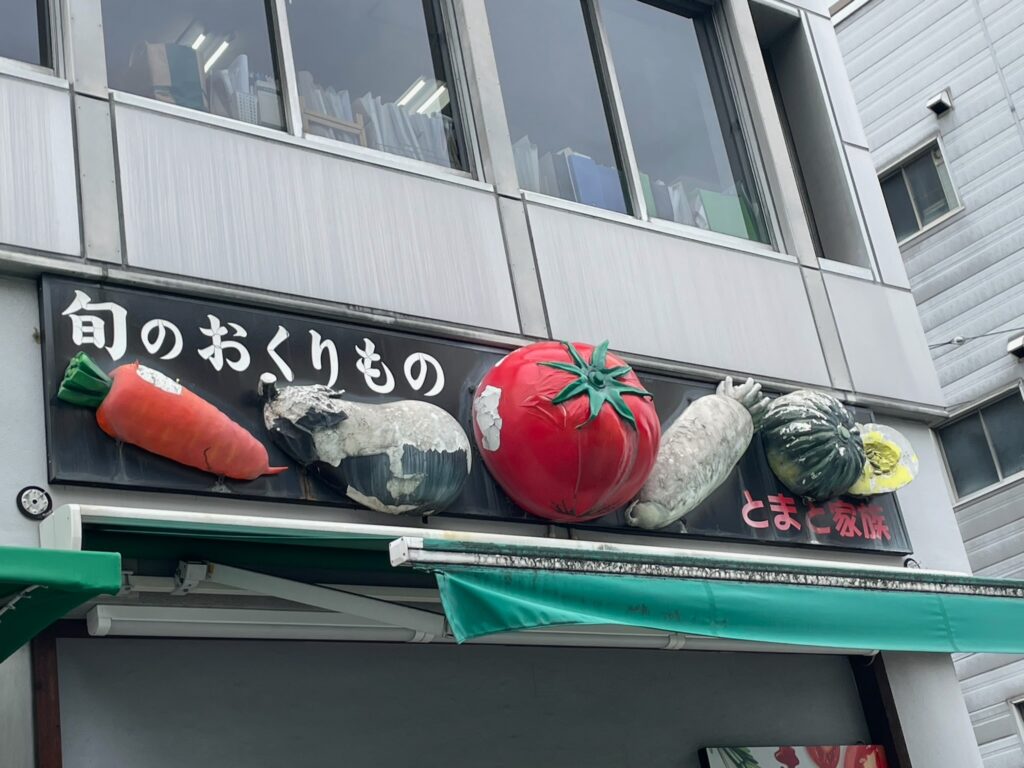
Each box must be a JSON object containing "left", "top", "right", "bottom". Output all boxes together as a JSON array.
[
  {"left": 0, "top": 0, "right": 987, "bottom": 765},
  {"left": 835, "top": 2, "right": 1024, "bottom": 765}
]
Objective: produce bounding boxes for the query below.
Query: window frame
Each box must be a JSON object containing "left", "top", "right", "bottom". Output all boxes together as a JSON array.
[
  {"left": 938, "top": 381, "right": 1024, "bottom": 502},
  {"left": 0, "top": 0, "right": 62, "bottom": 77},
  {"left": 508, "top": 0, "right": 783, "bottom": 254},
  {"left": 271, "top": 0, "right": 481, "bottom": 177},
  {"left": 92, "top": 0, "right": 481, "bottom": 181},
  {"left": 99, "top": 0, "right": 292, "bottom": 133},
  {"left": 877, "top": 137, "right": 963, "bottom": 245},
  {"left": 44, "top": 0, "right": 808, "bottom": 210},
  {"left": 1009, "top": 695, "right": 1024, "bottom": 750},
  {"left": 710, "top": 0, "right": 784, "bottom": 251}
]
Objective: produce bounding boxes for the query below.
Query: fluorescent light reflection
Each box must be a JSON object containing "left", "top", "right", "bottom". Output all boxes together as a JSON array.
[
  {"left": 396, "top": 78, "right": 426, "bottom": 107},
  {"left": 203, "top": 40, "right": 230, "bottom": 73},
  {"left": 415, "top": 85, "right": 447, "bottom": 114}
]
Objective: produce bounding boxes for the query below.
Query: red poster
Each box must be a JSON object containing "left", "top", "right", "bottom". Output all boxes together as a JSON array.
[{"left": 700, "top": 745, "right": 887, "bottom": 768}]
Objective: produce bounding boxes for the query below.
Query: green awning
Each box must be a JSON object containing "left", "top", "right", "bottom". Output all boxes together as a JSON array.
[
  {"left": 0, "top": 546, "right": 122, "bottom": 662},
  {"left": 392, "top": 538, "right": 1024, "bottom": 653}
]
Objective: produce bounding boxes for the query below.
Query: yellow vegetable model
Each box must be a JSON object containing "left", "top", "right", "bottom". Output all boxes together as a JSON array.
[{"left": 847, "top": 423, "right": 918, "bottom": 496}]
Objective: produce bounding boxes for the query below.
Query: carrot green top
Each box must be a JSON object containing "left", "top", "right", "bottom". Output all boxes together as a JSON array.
[{"left": 58, "top": 352, "right": 112, "bottom": 409}]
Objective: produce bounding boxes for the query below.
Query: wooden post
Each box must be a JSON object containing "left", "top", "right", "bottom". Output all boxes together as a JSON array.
[{"left": 30, "top": 628, "right": 62, "bottom": 768}]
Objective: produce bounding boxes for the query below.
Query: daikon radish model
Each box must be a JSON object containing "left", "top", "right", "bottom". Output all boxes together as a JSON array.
[
  {"left": 58, "top": 352, "right": 286, "bottom": 481},
  {"left": 626, "top": 377, "right": 769, "bottom": 531}
]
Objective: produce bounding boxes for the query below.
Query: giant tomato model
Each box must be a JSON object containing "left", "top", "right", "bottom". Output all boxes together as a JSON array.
[{"left": 471, "top": 340, "right": 660, "bottom": 522}]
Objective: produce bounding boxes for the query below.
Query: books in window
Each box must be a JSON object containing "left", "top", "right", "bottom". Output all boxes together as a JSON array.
[
  {"left": 297, "top": 71, "right": 456, "bottom": 166},
  {"left": 510, "top": 139, "right": 627, "bottom": 213}
]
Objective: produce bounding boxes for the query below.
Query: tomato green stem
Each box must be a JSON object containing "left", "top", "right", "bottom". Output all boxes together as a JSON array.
[
  {"left": 539, "top": 340, "right": 652, "bottom": 429},
  {"left": 58, "top": 351, "right": 112, "bottom": 409}
]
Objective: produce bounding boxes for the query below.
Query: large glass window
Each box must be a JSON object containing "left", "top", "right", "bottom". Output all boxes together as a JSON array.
[
  {"left": 486, "top": 0, "right": 629, "bottom": 214},
  {"left": 0, "top": 0, "right": 50, "bottom": 67},
  {"left": 939, "top": 391, "right": 1024, "bottom": 497},
  {"left": 101, "top": 0, "right": 284, "bottom": 129},
  {"left": 880, "top": 142, "right": 958, "bottom": 242},
  {"left": 487, "top": 0, "right": 769, "bottom": 240},
  {"left": 287, "top": 0, "right": 468, "bottom": 171},
  {"left": 600, "top": 0, "right": 769, "bottom": 242}
]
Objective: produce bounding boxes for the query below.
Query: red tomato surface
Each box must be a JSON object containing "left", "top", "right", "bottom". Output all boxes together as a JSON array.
[{"left": 472, "top": 341, "right": 660, "bottom": 523}]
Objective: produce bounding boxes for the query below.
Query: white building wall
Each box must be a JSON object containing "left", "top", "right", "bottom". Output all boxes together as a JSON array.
[
  {"left": 837, "top": 0, "right": 1024, "bottom": 407},
  {"left": 837, "top": 2, "right": 1024, "bottom": 765}
]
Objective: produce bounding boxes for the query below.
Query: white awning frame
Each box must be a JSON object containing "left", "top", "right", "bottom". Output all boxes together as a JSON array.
[
  {"left": 42, "top": 503, "right": 947, "bottom": 655},
  {"left": 41, "top": 503, "right": 949, "bottom": 579}
]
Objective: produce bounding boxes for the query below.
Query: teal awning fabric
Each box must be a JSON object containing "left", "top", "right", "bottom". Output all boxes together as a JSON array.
[
  {"left": 434, "top": 567, "right": 1024, "bottom": 652},
  {"left": 394, "top": 536, "right": 1024, "bottom": 653},
  {"left": 0, "top": 547, "right": 122, "bottom": 662}
]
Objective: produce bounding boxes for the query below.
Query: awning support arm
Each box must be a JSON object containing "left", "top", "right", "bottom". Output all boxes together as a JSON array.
[
  {"left": 0, "top": 586, "right": 40, "bottom": 620},
  {"left": 202, "top": 562, "right": 447, "bottom": 638}
]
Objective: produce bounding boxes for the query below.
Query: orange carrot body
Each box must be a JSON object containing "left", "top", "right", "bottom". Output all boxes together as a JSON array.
[{"left": 96, "top": 363, "right": 286, "bottom": 480}]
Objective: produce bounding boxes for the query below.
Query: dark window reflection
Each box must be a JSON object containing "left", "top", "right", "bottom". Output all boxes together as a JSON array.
[
  {"left": 939, "top": 414, "right": 1000, "bottom": 497},
  {"left": 101, "top": 0, "right": 284, "bottom": 129},
  {"left": 904, "top": 148, "right": 952, "bottom": 226},
  {"left": 601, "top": 0, "right": 769, "bottom": 243},
  {"left": 880, "top": 173, "right": 918, "bottom": 241},
  {"left": 287, "top": 0, "right": 468, "bottom": 171},
  {"left": 487, "top": 0, "right": 628, "bottom": 213},
  {"left": 1, "top": 0, "right": 49, "bottom": 67},
  {"left": 982, "top": 394, "right": 1024, "bottom": 478}
]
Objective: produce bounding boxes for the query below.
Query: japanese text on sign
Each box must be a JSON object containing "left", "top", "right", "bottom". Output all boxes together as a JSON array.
[
  {"left": 741, "top": 490, "right": 891, "bottom": 541},
  {"left": 61, "top": 290, "right": 446, "bottom": 397}
]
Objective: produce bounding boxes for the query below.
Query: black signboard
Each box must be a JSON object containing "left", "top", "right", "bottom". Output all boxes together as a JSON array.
[{"left": 40, "top": 276, "right": 911, "bottom": 553}]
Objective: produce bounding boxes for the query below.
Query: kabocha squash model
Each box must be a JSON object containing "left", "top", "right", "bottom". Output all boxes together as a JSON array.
[
  {"left": 471, "top": 340, "right": 661, "bottom": 523},
  {"left": 57, "top": 352, "right": 286, "bottom": 481},
  {"left": 760, "top": 389, "right": 867, "bottom": 502},
  {"left": 627, "top": 376, "right": 770, "bottom": 531},
  {"left": 260, "top": 376, "right": 471, "bottom": 516}
]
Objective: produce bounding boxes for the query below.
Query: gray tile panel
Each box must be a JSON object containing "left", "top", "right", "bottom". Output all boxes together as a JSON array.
[
  {"left": 823, "top": 272, "right": 944, "bottom": 404},
  {"left": 527, "top": 201, "right": 832, "bottom": 386},
  {"left": 114, "top": 106, "right": 520, "bottom": 333},
  {"left": 0, "top": 75, "right": 80, "bottom": 256}
]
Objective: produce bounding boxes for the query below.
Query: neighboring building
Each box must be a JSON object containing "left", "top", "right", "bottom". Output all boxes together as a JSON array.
[
  {"left": 0, "top": 1, "right": 1011, "bottom": 767},
  {"left": 835, "top": 1, "right": 1024, "bottom": 766}
]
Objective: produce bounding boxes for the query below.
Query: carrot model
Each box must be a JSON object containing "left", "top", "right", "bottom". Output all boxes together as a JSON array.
[{"left": 58, "top": 352, "right": 286, "bottom": 481}]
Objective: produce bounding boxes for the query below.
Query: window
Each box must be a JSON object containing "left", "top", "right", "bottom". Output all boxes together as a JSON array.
[
  {"left": 286, "top": 0, "right": 469, "bottom": 171},
  {"left": 487, "top": 0, "right": 769, "bottom": 242},
  {"left": 101, "top": 0, "right": 284, "bottom": 129},
  {"left": 938, "top": 391, "right": 1024, "bottom": 497},
  {"left": 0, "top": 0, "right": 50, "bottom": 68},
  {"left": 880, "top": 142, "right": 958, "bottom": 242},
  {"left": 601, "top": 0, "right": 769, "bottom": 242},
  {"left": 486, "top": 0, "right": 629, "bottom": 213}
]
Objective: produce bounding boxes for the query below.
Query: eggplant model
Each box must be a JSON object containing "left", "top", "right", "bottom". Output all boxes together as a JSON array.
[
  {"left": 260, "top": 375, "right": 471, "bottom": 515},
  {"left": 626, "top": 377, "right": 769, "bottom": 531}
]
